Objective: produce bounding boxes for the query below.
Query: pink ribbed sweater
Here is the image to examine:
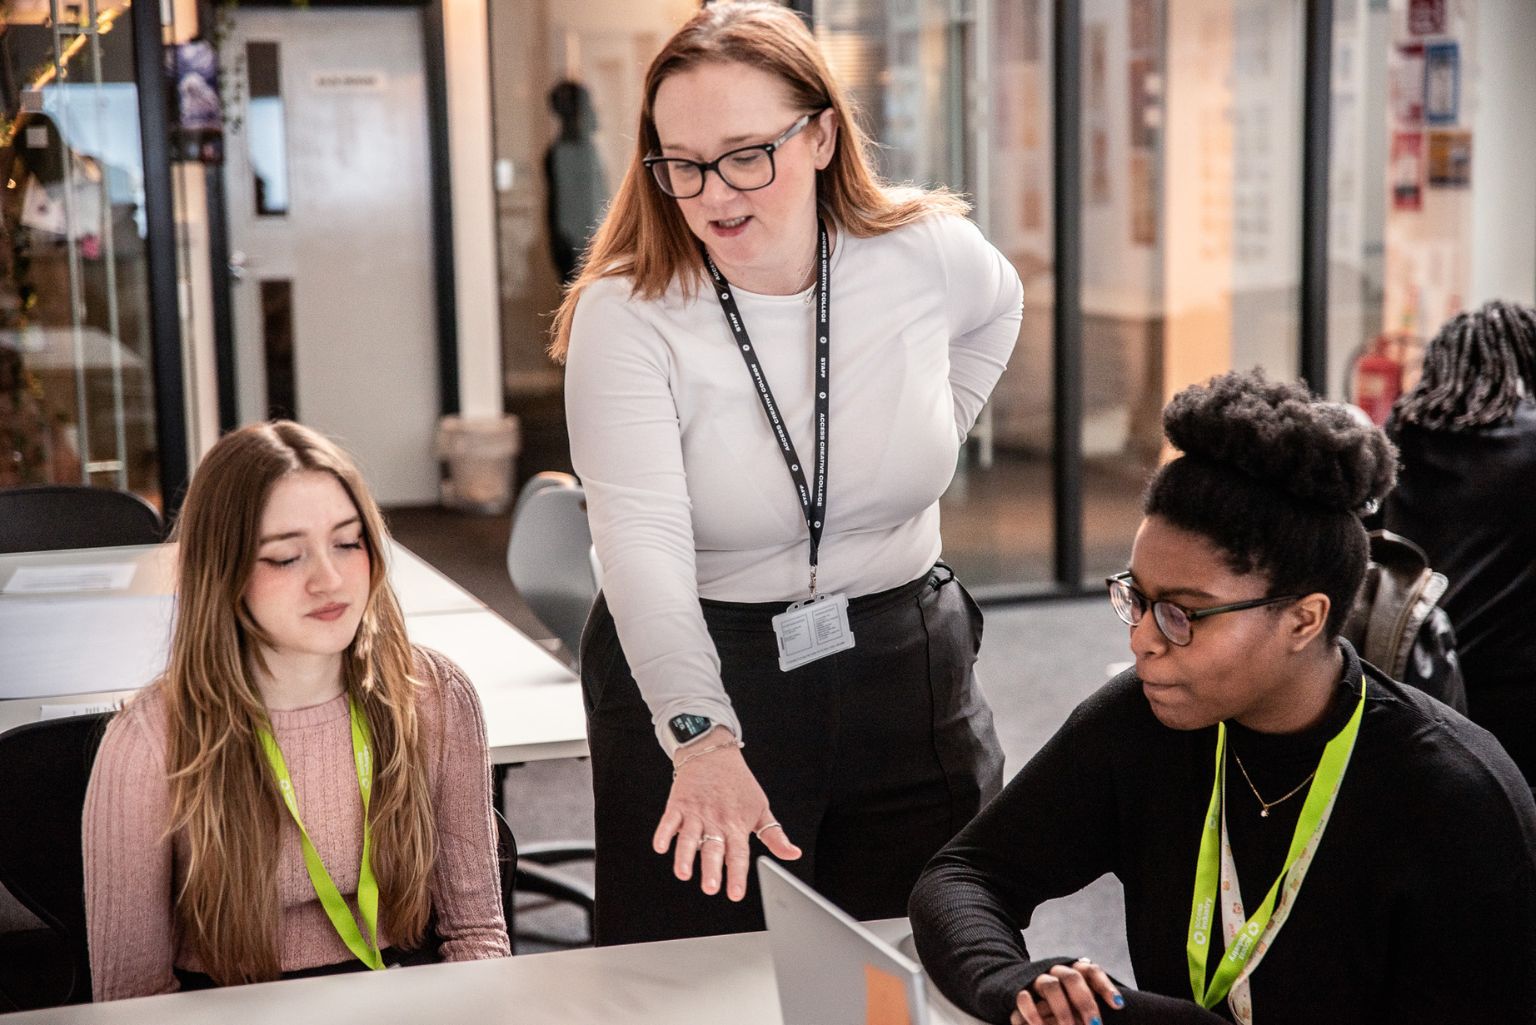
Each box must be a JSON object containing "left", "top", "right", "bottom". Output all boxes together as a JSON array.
[{"left": 83, "top": 645, "right": 511, "bottom": 1001}]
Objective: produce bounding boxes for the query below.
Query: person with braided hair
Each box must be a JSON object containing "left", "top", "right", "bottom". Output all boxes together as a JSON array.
[
  {"left": 910, "top": 369, "right": 1536, "bottom": 1025},
  {"left": 1382, "top": 300, "right": 1536, "bottom": 786}
]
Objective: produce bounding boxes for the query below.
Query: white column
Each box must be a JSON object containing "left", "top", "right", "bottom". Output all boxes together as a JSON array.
[
  {"left": 443, "top": 0, "right": 505, "bottom": 418},
  {"left": 1470, "top": 0, "right": 1536, "bottom": 306}
]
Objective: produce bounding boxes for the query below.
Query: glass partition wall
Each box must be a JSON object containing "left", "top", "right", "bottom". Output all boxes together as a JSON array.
[
  {"left": 1, "top": 0, "right": 161, "bottom": 505},
  {"left": 815, "top": 0, "right": 1306, "bottom": 594},
  {"left": 482, "top": 0, "right": 1530, "bottom": 598},
  {"left": 817, "top": 0, "right": 1058, "bottom": 591}
]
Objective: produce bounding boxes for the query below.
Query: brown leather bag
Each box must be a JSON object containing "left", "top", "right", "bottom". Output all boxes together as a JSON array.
[{"left": 1341, "top": 530, "right": 1467, "bottom": 712}]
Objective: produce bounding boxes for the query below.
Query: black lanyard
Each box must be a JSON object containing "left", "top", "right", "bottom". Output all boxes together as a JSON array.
[{"left": 702, "top": 218, "right": 831, "bottom": 595}]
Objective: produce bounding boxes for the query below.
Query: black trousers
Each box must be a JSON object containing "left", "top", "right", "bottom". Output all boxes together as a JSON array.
[{"left": 580, "top": 564, "right": 1005, "bottom": 946}]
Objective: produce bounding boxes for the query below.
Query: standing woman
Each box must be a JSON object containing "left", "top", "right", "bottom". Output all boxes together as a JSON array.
[
  {"left": 84, "top": 422, "right": 510, "bottom": 1000},
  {"left": 554, "top": 1, "right": 1021, "bottom": 944},
  {"left": 1382, "top": 300, "right": 1536, "bottom": 786}
]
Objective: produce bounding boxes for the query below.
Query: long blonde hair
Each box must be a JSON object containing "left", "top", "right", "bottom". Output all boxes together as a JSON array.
[
  {"left": 160, "top": 421, "right": 435, "bottom": 984},
  {"left": 548, "top": 0, "right": 969, "bottom": 360}
]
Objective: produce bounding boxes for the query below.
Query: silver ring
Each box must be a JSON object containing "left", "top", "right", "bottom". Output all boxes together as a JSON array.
[
  {"left": 701, "top": 833, "right": 725, "bottom": 845},
  {"left": 755, "top": 821, "right": 783, "bottom": 839}
]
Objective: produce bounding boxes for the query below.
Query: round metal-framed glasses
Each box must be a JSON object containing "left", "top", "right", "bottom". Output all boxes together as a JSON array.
[
  {"left": 1106, "top": 571, "right": 1301, "bottom": 647},
  {"left": 643, "top": 111, "right": 824, "bottom": 200}
]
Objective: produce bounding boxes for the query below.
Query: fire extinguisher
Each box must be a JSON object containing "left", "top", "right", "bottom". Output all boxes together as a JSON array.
[{"left": 1353, "top": 334, "right": 1405, "bottom": 426}]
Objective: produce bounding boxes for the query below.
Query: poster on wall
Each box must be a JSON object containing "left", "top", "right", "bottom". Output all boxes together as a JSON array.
[
  {"left": 1427, "top": 130, "right": 1472, "bottom": 187},
  {"left": 163, "top": 39, "right": 222, "bottom": 163},
  {"left": 1392, "top": 44, "right": 1424, "bottom": 126},
  {"left": 1090, "top": 128, "right": 1112, "bottom": 206},
  {"left": 1087, "top": 23, "right": 1108, "bottom": 114},
  {"left": 1408, "top": 0, "right": 1448, "bottom": 36},
  {"left": 1391, "top": 132, "right": 1424, "bottom": 210},
  {"left": 1087, "top": 22, "right": 1110, "bottom": 207},
  {"left": 1129, "top": 150, "right": 1156, "bottom": 246},
  {"left": 1128, "top": 58, "right": 1158, "bottom": 148},
  {"left": 1424, "top": 42, "right": 1459, "bottom": 125},
  {"left": 1128, "top": 0, "right": 1156, "bottom": 52}
]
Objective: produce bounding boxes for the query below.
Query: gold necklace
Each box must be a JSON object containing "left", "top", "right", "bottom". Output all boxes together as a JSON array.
[{"left": 1232, "top": 752, "right": 1315, "bottom": 818}]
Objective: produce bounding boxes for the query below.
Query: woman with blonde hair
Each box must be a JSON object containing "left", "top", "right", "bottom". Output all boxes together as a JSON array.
[
  {"left": 84, "top": 421, "right": 510, "bottom": 1000},
  {"left": 559, "top": 1, "right": 1021, "bottom": 943}
]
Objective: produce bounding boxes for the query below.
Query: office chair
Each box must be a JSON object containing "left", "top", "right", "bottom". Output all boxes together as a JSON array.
[
  {"left": 0, "top": 711, "right": 115, "bottom": 1009},
  {"left": 503, "top": 471, "right": 597, "bottom": 945},
  {"left": 0, "top": 485, "right": 163, "bottom": 553},
  {"left": 506, "top": 472, "right": 599, "bottom": 655},
  {"left": 493, "top": 808, "right": 518, "bottom": 946}
]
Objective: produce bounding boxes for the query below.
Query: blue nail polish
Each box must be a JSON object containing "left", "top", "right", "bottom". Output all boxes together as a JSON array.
[
  {"left": 1091, "top": 1018, "right": 1102, "bottom": 1025},
  {"left": 1113, "top": 995, "right": 1126, "bottom": 1008}
]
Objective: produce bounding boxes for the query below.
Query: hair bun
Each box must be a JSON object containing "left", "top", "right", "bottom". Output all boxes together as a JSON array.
[{"left": 1162, "top": 369, "right": 1397, "bottom": 514}]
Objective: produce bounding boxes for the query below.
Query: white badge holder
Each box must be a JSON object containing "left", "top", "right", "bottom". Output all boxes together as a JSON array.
[{"left": 772, "top": 592, "right": 856, "bottom": 672}]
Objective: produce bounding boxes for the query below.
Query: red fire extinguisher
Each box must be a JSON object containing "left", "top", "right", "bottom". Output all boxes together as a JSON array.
[{"left": 1353, "top": 334, "right": 1405, "bottom": 426}]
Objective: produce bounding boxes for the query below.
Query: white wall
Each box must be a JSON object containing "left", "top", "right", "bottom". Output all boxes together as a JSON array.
[{"left": 1470, "top": 0, "right": 1536, "bottom": 306}]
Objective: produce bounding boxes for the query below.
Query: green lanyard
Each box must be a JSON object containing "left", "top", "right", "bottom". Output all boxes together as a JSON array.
[
  {"left": 257, "top": 694, "right": 385, "bottom": 971},
  {"left": 1186, "top": 679, "right": 1366, "bottom": 1010}
]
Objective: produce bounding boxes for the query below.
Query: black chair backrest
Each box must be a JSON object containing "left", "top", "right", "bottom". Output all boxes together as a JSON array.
[
  {"left": 0, "top": 486, "right": 163, "bottom": 553},
  {"left": 0, "top": 712, "right": 115, "bottom": 1006},
  {"left": 494, "top": 808, "right": 518, "bottom": 944}
]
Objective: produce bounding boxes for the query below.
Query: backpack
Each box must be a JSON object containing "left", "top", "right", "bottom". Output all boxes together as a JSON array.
[{"left": 1341, "top": 530, "right": 1467, "bottom": 713}]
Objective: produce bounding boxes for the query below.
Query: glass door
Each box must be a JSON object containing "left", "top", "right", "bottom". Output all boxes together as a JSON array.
[{"left": 1, "top": 0, "right": 161, "bottom": 504}]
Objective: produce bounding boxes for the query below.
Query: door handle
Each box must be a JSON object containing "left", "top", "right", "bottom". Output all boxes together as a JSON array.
[{"left": 229, "top": 250, "right": 256, "bottom": 280}]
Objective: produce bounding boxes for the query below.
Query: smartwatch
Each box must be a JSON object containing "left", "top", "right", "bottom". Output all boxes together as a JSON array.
[{"left": 668, "top": 713, "right": 714, "bottom": 745}]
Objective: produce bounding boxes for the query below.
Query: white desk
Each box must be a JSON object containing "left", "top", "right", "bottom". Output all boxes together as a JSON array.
[
  {"left": 0, "top": 542, "right": 586, "bottom": 763},
  {"left": 0, "top": 920, "right": 986, "bottom": 1025}
]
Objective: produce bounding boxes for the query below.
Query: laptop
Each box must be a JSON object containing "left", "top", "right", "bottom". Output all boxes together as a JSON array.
[{"left": 758, "top": 856, "right": 932, "bottom": 1025}]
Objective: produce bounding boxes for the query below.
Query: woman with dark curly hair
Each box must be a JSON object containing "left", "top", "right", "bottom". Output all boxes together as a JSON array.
[
  {"left": 909, "top": 370, "right": 1536, "bottom": 1025},
  {"left": 1382, "top": 300, "right": 1536, "bottom": 786}
]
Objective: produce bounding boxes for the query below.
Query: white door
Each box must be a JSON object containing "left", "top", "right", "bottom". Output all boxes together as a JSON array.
[{"left": 225, "top": 8, "right": 439, "bottom": 504}]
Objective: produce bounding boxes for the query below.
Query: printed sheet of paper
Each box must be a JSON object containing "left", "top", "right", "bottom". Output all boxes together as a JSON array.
[{"left": 3, "top": 563, "right": 137, "bottom": 594}]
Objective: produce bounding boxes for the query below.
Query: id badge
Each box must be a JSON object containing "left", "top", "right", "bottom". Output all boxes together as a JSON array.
[{"left": 772, "top": 592, "right": 856, "bottom": 672}]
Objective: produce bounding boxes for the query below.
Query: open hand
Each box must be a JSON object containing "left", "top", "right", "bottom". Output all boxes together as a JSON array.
[{"left": 653, "top": 727, "right": 801, "bottom": 900}]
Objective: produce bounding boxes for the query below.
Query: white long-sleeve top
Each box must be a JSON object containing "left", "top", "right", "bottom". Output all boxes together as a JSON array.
[{"left": 565, "top": 212, "right": 1022, "bottom": 755}]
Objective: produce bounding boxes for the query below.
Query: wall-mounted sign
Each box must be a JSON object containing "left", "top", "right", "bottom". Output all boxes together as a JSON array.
[
  {"left": 1393, "top": 44, "right": 1424, "bottom": 126},
  {"left": 1391, "top": 132, "right": 1424, "bottom": 211},
  {"left": 312, "top": 71, "right": 386, "bottom": 92},
  {"left": 1423, "top": 42, "right": 1459, "bottom": 125},
  {"left": 1427, "top": 130, "right": 1472, "bottom": 188},
  {"left": 1407, "top": 0, "right": 1447, "bottom": 36},
  {"left": 164, "top": 39, "right": 222, "bottom": 163}
]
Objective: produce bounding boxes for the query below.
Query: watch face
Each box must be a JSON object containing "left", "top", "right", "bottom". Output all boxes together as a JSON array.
[{"left": 669, "top": 714, "right": 713, "bottom": 744}]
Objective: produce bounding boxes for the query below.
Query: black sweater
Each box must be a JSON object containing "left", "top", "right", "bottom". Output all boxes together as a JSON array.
[
  {"left": 909, "top": 642, "right": 1536, "bottom": 1024},
  {"left": 1383, "top": 400, "right": 1536, "bottom": 695}
]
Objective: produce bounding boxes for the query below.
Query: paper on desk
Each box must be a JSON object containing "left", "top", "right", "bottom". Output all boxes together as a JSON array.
[
  {"left": 3, "top": 563, "right": 137, "bottom": 594},
  {"left": 39, "top": 700, "right": 124, "bottom": 721}
]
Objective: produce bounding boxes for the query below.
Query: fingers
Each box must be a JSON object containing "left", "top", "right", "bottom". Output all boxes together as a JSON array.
[
  {"left": 1074, "top": 959, "right": 1124, "bottom": 1011},
  {"left": 754, "top": 815, "right": 802, "bottom": 860},
  {"left": 724, "top": 829, "right": 754, "bottom": 901},
  {"left": 1013, "top": 991, "right": 1045, "bottom": 1025},
  {"left": 672, "top": 828, "right": 703, "bottom": 882},
  {"left": 698, "top": 832, "right": 727, "bottom": 895},
  {"left": 653, "top": 805, "right": 684, "bottom": 855},
  {"left": 1030, "top": 972, "right": 1078, "bottom": 1025},
  {"left": 1049, "top": 963, "right": 1103, "bottom": 1024},
  {"left": 699, "top": 825, "right": 782, "bottom": 900}
]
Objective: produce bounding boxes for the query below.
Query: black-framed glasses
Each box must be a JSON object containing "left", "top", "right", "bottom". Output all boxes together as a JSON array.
[
  {"left": 643, "top": 111, "right": 823, "bottom": 199},
  {"left": 1106, "top": 571, "right": 1301, "bottom": 647}
]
